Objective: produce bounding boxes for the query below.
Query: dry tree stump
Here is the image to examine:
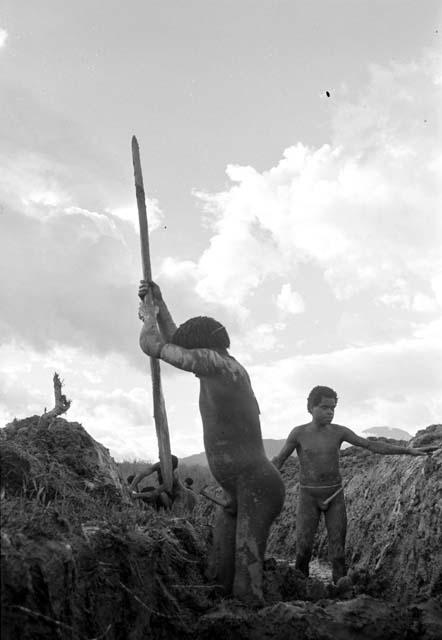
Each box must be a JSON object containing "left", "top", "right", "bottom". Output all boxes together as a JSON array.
[{"left": 38, "top": 372, "right": 71, "bottom": 427}]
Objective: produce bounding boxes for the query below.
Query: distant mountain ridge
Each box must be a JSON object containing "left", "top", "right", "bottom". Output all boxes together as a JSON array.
[
  {"left": 362, "top": 426, "right": 411, "bottom": 440},
  {"left": 180, "top": 428, "right": 412, "bottom": 467},
  {"left": 181, "top": 439, "right": 285, "bottom": 467}
]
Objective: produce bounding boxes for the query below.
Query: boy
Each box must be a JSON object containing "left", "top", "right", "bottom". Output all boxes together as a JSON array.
[
  {"left": 272, "top": 385, "right": 429, "bottom": 587},
  {"left": 137, "top": 280, "right": 285, "bottom": 605}
]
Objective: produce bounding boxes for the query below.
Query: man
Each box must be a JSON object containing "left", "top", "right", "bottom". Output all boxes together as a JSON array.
[
  {"left": 128, "top": 456, "right": 179, "bottom": 510},
  {"left": 127, "top": 475, "right": 170, "bottom": 510},
  {"left": 137, "top": 280, "right": 285, "bottom": 605},
  {"left": 272, "top": 385, "right": 430, "bottom": 589}
]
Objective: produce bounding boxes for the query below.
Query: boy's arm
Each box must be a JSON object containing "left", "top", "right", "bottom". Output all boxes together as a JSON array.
[
  {"left": 139, "top": 280, "right": 177, "bottom": 342},
  {"left": 340, "top": 427, "right": 429, "bottom": 456},
  {"left": 272, "top": 429, "right": 300, "bottom": 469}
]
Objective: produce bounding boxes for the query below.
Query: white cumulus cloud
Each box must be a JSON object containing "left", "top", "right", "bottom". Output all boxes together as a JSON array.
[
  {"left": 0, "top": 28, "right": 8, "bottom": 48},
  {"left": 106, "top": 198, "right": 163, "bottom": 232},
  {"left": 250, "top": 331, "right": 442, "bottom": 440},
  {"left": 277, "top": 283, "right": 305, "bottom": 315},
  {"left": 164, "top": 53, "right": 441, "bottom": 325}
]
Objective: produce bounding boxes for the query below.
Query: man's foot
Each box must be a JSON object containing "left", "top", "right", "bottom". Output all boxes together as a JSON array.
[
  {"left": 293, "top": 568, "right": 308, "bottom": 580},
  {"left": 232, "top": 585, "right": 265, "bottom": 609},
  {"left": 232, "top": 595, "right": 265, "bottom": 609}
]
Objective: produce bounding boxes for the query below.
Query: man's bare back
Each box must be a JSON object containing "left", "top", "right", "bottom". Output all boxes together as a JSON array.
[{"left": 160, "top": 344, "right": 266, "bottom": 484}]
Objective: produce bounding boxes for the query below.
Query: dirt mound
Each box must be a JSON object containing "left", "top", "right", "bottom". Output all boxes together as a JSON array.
[
  {"left": 1, "top": 515, "right": 213, "bottom": 640},
  {"left": 1, "top": 416, "right": 129, "bottom": 502},
  {"left": 1, "top": 418, "right": 441, "bottom": 639},
  {"left": 195, "top": 596, "right": 442, "bottom": 640},
  {"left": 3, "top": 524, "right": 441, "bottom": 640}
]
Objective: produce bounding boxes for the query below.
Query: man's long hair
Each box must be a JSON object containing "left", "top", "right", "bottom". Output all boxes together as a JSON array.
[{"left": 171, "top": 316, "right": 230, "bottom": 350}]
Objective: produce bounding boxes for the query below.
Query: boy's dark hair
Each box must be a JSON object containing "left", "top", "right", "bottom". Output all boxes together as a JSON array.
[
  {"left": 171, "top": 316, "right": 230, "bottom": 350},
  {"left": 307, "top": 386, "right": 338, "bottom": 413},
  {"left": 184, "top": 477, "right": 194, "bottom": 486}
]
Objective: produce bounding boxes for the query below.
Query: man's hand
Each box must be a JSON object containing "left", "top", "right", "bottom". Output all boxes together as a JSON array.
[
  {"left": 138, "top": 280, "right": 163, "bottom": 303},
  {"left": 138, "top": 282, "right": 161, "bottom": 322}
]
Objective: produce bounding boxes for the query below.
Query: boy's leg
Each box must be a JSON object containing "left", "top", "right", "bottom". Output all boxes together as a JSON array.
[
  {"left": 295, "top": 488, "right": 321, "bottom": 577},
  {"left": 324, "top": 492, "right": 347, "bottom": 583},
  {"left": 208, "top": 498, "right": 237, "bottom": 594},
  {"left": 233, "top": 465, "right": 285, "bottom": 604}
]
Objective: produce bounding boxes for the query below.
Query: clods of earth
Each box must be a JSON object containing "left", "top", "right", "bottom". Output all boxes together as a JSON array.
[{"left": 1, "top": 417, "right": 441, "bottom": 639}]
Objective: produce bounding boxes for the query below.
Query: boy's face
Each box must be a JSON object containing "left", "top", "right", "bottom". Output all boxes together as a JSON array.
[{"left": 311, "top": 396, "right": 336, "bottom": 425}]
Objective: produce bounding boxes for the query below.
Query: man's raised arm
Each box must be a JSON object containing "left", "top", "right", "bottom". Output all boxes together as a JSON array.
[
  {"left": 341, "top": 427, "right": 429, "bottom": 456},
  {"left": 272, "top": 429, "right": 299, "bottom": 469},
  {"left": 139, "top": 281, "right": 177, "bottom": 343},
  {"left": 129, "top": 462, "right": 160, "bottom": 490},
  {"left": 139, "top": 295, "right": 165, "bottom": 358},
  {"left": 137, "top": 283, "right": 234, "bottom": 378}
]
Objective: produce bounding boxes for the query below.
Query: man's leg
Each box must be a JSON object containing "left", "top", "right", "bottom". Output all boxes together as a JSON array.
[
  {"left": 295, "top": 488, "right": 321, "bottom": 577},
  {"left": 233, "top": 465, "right": 285, "bottom": 604},
  {"left": 324, "top": 491, "right": 347, "bottom": 583},
  {"left": 208, "top": 496, "right": 237, "bottom": 594},
  {"left": 157, "top": 491, "right": 172, "bottom": 510}
]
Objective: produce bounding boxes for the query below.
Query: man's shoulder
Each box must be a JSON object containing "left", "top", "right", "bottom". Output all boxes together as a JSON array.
[{"left": 212, "top": 353, "right": 251, "bottom": 382}]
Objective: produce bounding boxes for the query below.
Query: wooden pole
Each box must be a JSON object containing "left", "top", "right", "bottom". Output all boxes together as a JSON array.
[{"left": 132, "top": 136, "right": 173, "bottom": 492}]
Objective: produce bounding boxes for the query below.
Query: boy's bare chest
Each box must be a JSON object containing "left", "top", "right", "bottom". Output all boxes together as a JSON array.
[{"left": 297, "top": 430, "right": 341, "bottom": 457}]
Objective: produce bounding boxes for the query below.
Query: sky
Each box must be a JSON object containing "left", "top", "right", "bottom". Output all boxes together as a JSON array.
[{"left": 1, "top": 1, "right": 441, "bottom": 461}]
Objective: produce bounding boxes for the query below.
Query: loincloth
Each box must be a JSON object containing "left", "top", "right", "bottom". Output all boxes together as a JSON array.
[{"left": 299, "top": 483, "right": 343, "bottom": 511}]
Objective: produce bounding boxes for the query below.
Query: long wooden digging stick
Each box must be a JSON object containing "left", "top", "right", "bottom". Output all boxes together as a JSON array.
[{"left": 132, "top": 136, "right": 173, "bottom": 492}]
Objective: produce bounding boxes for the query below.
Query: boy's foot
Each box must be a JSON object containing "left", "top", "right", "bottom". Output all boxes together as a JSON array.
[{"left": 335, "top": 576, "right": 353, "bottom": 598}]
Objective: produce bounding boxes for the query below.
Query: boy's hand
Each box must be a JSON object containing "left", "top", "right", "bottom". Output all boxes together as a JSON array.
[
  {"left": 138, "top": 280, "right": 163, "bottom": 303},
  {"left": 409, "top": 447, "right": 433, "bottom": 456},
  {"left": 411, "top": 444, "right": 439, "bottom": 456}
]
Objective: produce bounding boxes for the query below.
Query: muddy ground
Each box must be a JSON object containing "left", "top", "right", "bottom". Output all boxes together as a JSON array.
[{"left": 1, "top": 417, "right": 441, "bottom": 639}]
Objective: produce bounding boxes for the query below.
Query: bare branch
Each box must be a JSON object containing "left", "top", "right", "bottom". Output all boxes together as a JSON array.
[{"left": 38, "top": 372, "right": 71, "bottom": 427}]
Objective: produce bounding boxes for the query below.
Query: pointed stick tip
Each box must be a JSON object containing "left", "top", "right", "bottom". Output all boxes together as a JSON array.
[{"left": 132, "top": 135, "right": 139, "bottom": 148}]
